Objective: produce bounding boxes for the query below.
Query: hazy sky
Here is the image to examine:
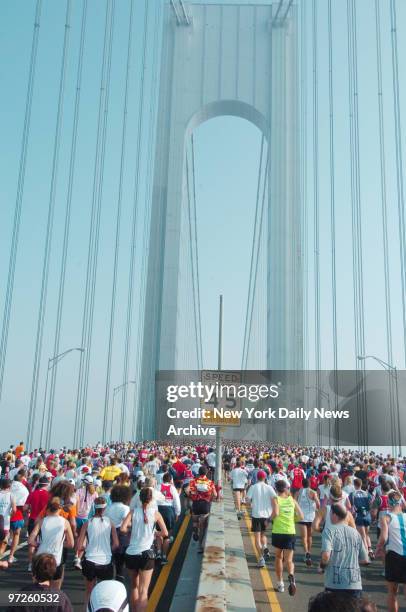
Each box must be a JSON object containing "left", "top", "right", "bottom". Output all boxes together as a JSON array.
[{"left": 1, "top": 0, "right": 406, "bottom": 449}]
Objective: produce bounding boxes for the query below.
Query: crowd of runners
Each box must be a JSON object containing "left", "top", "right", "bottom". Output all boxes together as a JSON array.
[{"left": 0, "top": 440, "right": 405, "bottom": 611}]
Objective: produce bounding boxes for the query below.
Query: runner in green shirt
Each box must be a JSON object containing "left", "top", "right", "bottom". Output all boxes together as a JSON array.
[{"left": 271, "top": 479, "right": 304, "bottom": 596}]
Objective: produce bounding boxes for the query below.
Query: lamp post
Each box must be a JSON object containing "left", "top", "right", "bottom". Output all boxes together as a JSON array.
[
  {"left": 305, "top": 386, "right": 332, "bottom": 448},
  {"left": 40, "top": 347, "right": 85, "bottom": 449},
  {"left": 110, "top": 380, "right": 136, "bottom": 442},
  {"left": 357, "top": 355, "right": 401, "bottom": 456}
]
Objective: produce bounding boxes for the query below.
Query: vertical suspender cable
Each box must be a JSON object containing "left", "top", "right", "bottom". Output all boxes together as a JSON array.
[
  {"left": 79, "top": 0, "right": 115, "bottom": 447},
  {"left": 73, "top": 0, "right": 113, "bottom": 447},
  {"left": 327, "top": 0, "right": 339, "bottom": 441},
  {"left": 375, "top": 0, "right": 395, "bottom": 444},
  {"left": 312, "top": 0, "right": 321, "bottom": 444},
  {"left": 185, "top": 151, "right": 200, "bottom": 371},
  {"left": 244, "top": 154, "right": 269, "bottom": 370},
  {"left": 132, "top": 0, "right": 162, "bottom": 440},
  {"left": 191, "top": 134, "right": 204, "bottom": 369},
  {"left": 0, "top": 0, "right": 42, "bottom": 407},
  {"left": 120, "top": 1, "right": 149, "bottom": 442},
  {"left": 347, "top": 0, "right": 367, "bottom": 448},
  {"left": 29, "top": 0, "right": 71, "bottom": 450},
  {"left": 241, "top": 135, "right": 265, "bottom": 369},
  {"left": 102, "top": 0, "right": 134, "bottom": 444},
  {"left": 375, "top": 0, "right": 393, "bottom": 380},
  {"left": 389, "top": 0, "right": 406, "bottom": 366},
  {"left": 43, "top": 0, "right": 88, "bottom": 449}
]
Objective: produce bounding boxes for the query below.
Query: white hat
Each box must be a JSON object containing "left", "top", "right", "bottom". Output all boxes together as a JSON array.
[
  {"left": 87, "top": 580, "right": 128, "bottom": 612},
  {"left": 83, "top": 475, "right": 93, "bottom": 484}
]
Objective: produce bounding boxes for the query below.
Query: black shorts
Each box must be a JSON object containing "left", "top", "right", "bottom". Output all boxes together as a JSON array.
[
  {"left": 53, "top": 564, "right": 64, "bottom": 580},
  {"left": 385, "top": 550, "right": 406, "bottom": 583},
  {"left": 192, "top": 500, "right": 211, "bottom": 515},
  {"left": 157, "top": 505, "right": 176, "bottom": 531},
  {"left": 233, "top": 488, "right": 245, "bottom": 492},
  {"left": 125, "top": 552, "right": 155, "bottom": 572},
  {"left": 271, "top": 533, "right": 296, "bottom": 550},
  {"left": 251, "top": 517, "right": 269, "bottom": 533},
  {"left": 27, "top": 518, "right": 36, "bottom": 535},
  {"left": 82, "top": 559, "right": 114, "bottom": 582},
  {"left": 299, "top": 521, "right": 313, "bottom": 527}
]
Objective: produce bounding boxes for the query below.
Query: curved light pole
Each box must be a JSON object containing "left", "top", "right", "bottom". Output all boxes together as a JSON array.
[
  {"left": 357, "top": 355, "right": 401, "bottom": 456},
  {"left": 110, "top": 380, "right": 136, "bottom": 442},
  {"left": 39, "top": 347, "right": 85, "bottom": 449},
  {"left": 305, "top": 386, "right": 332, "bottom": 448}
]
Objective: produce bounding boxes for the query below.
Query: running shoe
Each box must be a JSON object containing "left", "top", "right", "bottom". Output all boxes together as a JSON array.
[
  {"left": 263, "top": 547, "right": 271, "bottom": 561},
  {"left": 288, "top": 574, "right": 297, "bottom": 596},
  {"left": 305, "top": 552, "right": 312, "bottom": 567},
  {"left": 257, "top": 556, "right": 265, "bottom": 568},
  {"left": 276, "top": 581, "right": 285, "bottom": 593},
  {"left": 73, "top": 557, "right": 82, "bottom": 570},
  {"left": 8, "top": 557, "right": 17, "bottom": 564}
]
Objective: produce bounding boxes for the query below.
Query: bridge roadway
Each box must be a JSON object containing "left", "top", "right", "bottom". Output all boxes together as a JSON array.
[{"left": 0, "top": 489, "right": 403, "bottom": 612}]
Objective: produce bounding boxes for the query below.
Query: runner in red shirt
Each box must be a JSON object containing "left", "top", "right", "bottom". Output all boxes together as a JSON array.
[
  {"left": 186, "top": 466, "right": 217, "bottom": 553},
  {"left": 24, "top": 476, "right": 49, "bottom": 534}
]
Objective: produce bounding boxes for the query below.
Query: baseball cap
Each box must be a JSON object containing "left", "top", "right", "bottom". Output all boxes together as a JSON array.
[
  {"left": 83, "top": 475, "right": 93, "bottom": 484},
  {"left": 257, "top": 470, "right": 267, "bottom": 480},
  {"left": 39, "top": 476, "right": 49, "bottom": 485},
  {"left": 87, "top": 580, "right": 128, "bottom": 612}
]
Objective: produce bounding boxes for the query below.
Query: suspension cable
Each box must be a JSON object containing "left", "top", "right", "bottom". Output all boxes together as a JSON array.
[
  {"left": 0, "top": 0, "right": 42, "bottom": 406},
  {"left": 73, "top": 0, "right": 114, "bottom": 447},
  {"left": 79, "top": 0, "right": 115, "bottom": 447},
  {"left": 28, "top": 0, "right": 71, "bottom": 450},
  {"left": 389, "top": 0, "right": 406, "bottom": 366},
  {"left": 244, "top": 153, "right": 269, "bottom": 370},
  {"left": 327, "top": 0, "right": 339, "bottom": 429},
  {"left": 185, "top": 148, "right": 200, "bottom": 370},
  {"left": 42, "top": 0, "right": 88, "bottom": 449},
  {"left": 191, "top": 134, "right": 203, "bottom": 369},
  {"left": 374, "top": 0, "right": 394, "bottom": 446},
  {"left": 132, "top": 0, "right": 163, "bottom": 440},
  {"left": 241, "top": 134, "right": 265, "bottom": 369},
  {"left": 102, "top": 0, "right": 134, "bottom": 444},
  {"left": 120, "top": 0, "right": 149, "bottom": 442}
]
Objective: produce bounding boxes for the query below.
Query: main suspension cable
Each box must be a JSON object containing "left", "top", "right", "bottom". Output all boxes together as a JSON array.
[{"left": 0, "top": 0, "right": 42, "bottom": 406}]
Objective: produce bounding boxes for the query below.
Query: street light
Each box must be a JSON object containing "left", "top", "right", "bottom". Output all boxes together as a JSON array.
[
  {"left": 110, "top": 380, "right": 136, "bottom": 442},
  {"left": 40, "top": 347, "right": 85, "bottom": 449},
  {"left": 357, "top": 355, "right": 401, "bottom": 456},
  {"left": 305, "top": 386, "right": 332, "bottom": 448}
]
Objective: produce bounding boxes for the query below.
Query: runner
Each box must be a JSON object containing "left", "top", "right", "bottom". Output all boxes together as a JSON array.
[
  {"left": 105, "top": 485, "right": 131, "bottom": 581},
  {"left": 28, "top": 497, "right": 74, "bottom": 589},
  {"left": 230, "top": 460, "right": 248, "bottom": 519},
  {"left": 295, "top": 478, "right": 320, "bottom": 566},
  {"left": 375, "top": 490, "right": 406, "bottom": 612},
  {"left": 121, "top": 487, "right": 168, "bottom": 611},
  {"left": 246, "top": 469, "right": 276, "bottom": 567},
  {"left": 76, "top": 497, "right": 119, "bottom": 604},
  {"left": 8, "top": 473, "right": 29, "bottom": 564},
  {"left": 0, "top": 479, "right": 16, "bottom": 557},
  {"left": 186, "top": 466, "right": 217, "bottom": 553},
  {"left": 156, "top": 472, "right": 181, "bottom": 564},
  {"left": 350, "top": 478, "right": 374, "bottom": 560},
  {"left": 271, "top": 479, "right": 304, "bottom": 595},
  {"left": 319, "top": 504, "right": 369, "bottom": 601}
]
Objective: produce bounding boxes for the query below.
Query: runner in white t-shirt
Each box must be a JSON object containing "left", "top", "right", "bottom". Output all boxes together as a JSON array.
[
  {"left": 231, "top": 461, "right": 248, "bottom": 519},
  {"left": 247, "top": 471, "right": 276, "bottom": 566}
]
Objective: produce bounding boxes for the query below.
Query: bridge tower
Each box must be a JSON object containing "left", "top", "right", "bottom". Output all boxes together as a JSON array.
[{"left": 138, "top": 1, "right": 302, "bottom": 438}]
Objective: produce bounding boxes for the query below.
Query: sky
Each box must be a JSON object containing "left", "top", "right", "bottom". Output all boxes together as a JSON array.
[{"left": 1, "top": 0, "right": 406, "bottom": 449}]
